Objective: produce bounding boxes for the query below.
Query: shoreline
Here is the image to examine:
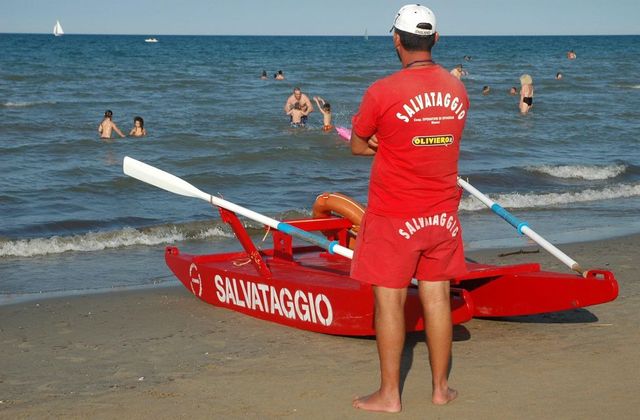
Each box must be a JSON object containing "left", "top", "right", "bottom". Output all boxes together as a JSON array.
[
  {"left": 1, "top": 233, "right": 638, "bottom": 418},
  {"left": 1, "top": 230, "right": 638, "bottom": 306}
]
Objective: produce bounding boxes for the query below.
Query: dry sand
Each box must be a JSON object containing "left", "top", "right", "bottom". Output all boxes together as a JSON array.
[{"left": 1, "top": 235, "right": 638, "bottom": 419}]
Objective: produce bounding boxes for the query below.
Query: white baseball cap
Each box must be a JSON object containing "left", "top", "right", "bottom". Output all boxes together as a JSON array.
[{"left": 391, "top": 4, "right": 437, "bottom": 36}]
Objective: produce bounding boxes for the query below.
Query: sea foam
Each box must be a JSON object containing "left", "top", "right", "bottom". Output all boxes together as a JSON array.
[
  {"left": 526, "top": 164, "right": 627, "bottom": 180},
  {"left": 0, "top": 224, "right": 233, "bottom": 258},
  {"left": 2, "top": 100, "right": 57, "bottom": 108},
  {"left": 460, "top": 182, "right": 640, "bottom": 211}
]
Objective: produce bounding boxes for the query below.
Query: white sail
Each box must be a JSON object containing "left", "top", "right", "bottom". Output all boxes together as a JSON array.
[{"left": 53, "top": 20, "right": 64, "bottom": 37}]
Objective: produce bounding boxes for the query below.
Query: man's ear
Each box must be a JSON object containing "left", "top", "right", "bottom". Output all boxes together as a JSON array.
[
  {"left": 434, "top": 32, "right": 440, "bottom": 44},
  {"left": 392, "top": 31, "right": 401, "bottom": 49}
]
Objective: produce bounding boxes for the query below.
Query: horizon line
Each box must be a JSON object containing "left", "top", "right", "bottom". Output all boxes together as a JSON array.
[{"left": 2, "top": 32, "right": 639, "bottom": 37}]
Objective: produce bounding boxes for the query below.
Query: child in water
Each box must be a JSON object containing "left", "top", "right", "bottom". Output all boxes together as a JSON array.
[
  {"left": 287, "top": 102, "right": 305, "bottom": 127},
  {"left": 313, "top": 96, "right": 333, "bottom": 131},
  {"left": 129, "top": 116, "right": 147, "bottom": 137},
  {"left": 98, "top": 110, "right": 125, "bottom": 139},
  {"left": 519, "top": 74, "right": 534, "bottom": 114}
]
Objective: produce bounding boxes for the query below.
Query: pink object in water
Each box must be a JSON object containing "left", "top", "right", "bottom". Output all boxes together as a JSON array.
[{"left": 335, "top": 126, "right": 352, "bottom": 142}]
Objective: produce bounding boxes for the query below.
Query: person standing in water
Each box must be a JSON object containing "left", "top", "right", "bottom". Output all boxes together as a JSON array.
[
  {"left": 284, "top": 87, "right": 314, "bottom": 125},
  {"left": 519, "top": 74, "right": 534, "bottom": 114},
  {"left": 350, "top": 4, "right": 468, "bottom": 413},
  {"left": 98, "top": 110, "right": 125, "bottom": 139},
  {"left": 313, "top": 96, "right": 333, "bottom": 131},
  {"left": 287, "top": 102, "right": 306, "bottom": 127},
  {"left": 449, "top": 64, "right": 466, "bottom": 80},
  {"left": 129, "top": 116, "right": 147, "bottom": 137}
]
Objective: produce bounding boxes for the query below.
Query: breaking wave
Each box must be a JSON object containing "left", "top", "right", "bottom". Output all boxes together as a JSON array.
[
  {"left": 526, "top": 164, "right": 627, "bottom": 180},
  {"left": 460, "top": 183, "right": 640, "bottom": 211},
  {"left": 2, "top": 100, "right": 57, "bottom": 108},
  {"left": 0, "top": 223, "right": 234, "bottom": 258}
]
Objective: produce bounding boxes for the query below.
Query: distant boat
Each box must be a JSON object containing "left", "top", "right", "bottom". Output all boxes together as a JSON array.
[
  {"left": 53, "top": 20, "right": 64, "bottom": 37},
  {"left": 145, "top": 38, "right": 158, "bottom": 43},
  {"left": 364, "top": 28, "right": 368, "bottom": 41}
]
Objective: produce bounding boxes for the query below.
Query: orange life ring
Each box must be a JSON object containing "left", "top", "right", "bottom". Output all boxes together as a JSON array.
[{"left": 312, "top": 192, "right": 365, "bottom": 249}]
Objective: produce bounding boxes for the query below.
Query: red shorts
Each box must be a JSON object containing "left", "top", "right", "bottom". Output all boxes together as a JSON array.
[{"left": 350, "top": 211, "right": 467, "bottom": 288}]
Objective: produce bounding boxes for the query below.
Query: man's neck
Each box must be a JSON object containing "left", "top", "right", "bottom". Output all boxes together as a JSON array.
[{"left": 401, "top": 52, "right": 433, "bottom": 68}]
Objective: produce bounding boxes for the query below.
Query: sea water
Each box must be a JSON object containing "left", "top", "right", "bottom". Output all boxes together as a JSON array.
[{"left": 1, "top": 34, "right": 639, "bottom": 298}]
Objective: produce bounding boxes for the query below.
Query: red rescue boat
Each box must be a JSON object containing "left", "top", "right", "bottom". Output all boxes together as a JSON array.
[
  {"left": 165, "top": 199, "right": 619, "bottom": 336},
  {"left": 122, "top": 157, "right": 618, "bottom": 337}
]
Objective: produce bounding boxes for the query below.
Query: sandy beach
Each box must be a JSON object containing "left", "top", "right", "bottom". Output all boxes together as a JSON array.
[{"left": 1, "top": 234, "right": 638, "bottom": 419}]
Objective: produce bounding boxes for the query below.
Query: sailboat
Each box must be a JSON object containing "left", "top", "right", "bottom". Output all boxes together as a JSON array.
[
  {"left": 364, "top": 28, "right": 368, "bottom": 41},
  {"left": 53, "top": 20, "right": 64, "bottom": 37}
]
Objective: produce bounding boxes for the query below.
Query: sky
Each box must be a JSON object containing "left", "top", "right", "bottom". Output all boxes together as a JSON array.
[{"left": 1, "top": 0, "right": 638, "bottom": 36}]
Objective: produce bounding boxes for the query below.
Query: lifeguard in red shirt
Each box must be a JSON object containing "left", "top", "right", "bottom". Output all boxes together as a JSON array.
[{"left": 350, "top": 4, "right": 469, "bottom": 413}]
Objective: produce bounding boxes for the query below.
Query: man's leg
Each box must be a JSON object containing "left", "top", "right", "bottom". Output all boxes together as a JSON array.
[
  {"left": 419, "top": 280, "right": 458, "bottom": 405},
  {"left": 353, "top": 285, "right": 407, "bottom": 413}
]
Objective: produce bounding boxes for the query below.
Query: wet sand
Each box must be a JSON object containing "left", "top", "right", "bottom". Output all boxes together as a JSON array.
[{"left": 1, "top": 234, "right": 638, "bottom": 419}]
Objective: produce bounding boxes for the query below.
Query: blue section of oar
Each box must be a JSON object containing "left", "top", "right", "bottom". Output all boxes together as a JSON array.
[
  {"left": 277, "top": 223, "right": 333, "bottom": 250},
  {"left": 490, "top": 203, "right": 529, "bottom": 235}
]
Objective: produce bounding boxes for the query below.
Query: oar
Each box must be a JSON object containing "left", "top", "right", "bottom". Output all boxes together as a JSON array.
[
  {"left": 122, "top": 156, "right": 354, "bottom": 260},
  {"left": 338, "top": 127, "right": 582, "bottom": 273},
  {"left": 457, "top": 177, "right": 584, "bottom": 276}
]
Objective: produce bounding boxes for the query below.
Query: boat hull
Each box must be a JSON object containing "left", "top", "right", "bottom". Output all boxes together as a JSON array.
[
  {"left": 165, "top": 246, "right": 474, "bottom": 336},
  {"left": 163, "top": 212, "right": 618, "bottom": 336}
]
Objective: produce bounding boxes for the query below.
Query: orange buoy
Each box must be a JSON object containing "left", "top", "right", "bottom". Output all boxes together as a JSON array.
[{"left": 312, "top": 192, "right": 365, "bottom": 249}]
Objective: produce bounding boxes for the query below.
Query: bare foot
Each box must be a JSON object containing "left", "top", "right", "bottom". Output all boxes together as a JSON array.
[
  {"left": 432, "top": 387, "right": 458, "bottom": 405},
  {"left": 352, "top": 390, "right": 402, "bottom": 413}
]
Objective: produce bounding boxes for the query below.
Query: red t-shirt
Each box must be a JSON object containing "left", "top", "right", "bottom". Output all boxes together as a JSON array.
[{"left": 352, "top": 64, "right": 469, "bottom": 216}]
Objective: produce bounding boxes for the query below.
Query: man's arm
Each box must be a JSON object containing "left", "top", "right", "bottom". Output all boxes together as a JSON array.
[
  {"left": 284, "top": 97, "right": 292, "bottom": 114},
  {"left": 113, "top": 123, "right": 125, "bottom": 138},
  {"left": 351, "top": 132, "right": 378, "bottom": 156},
  {"left": 302, "top": 95, "right": 314, "bottom": 114}
]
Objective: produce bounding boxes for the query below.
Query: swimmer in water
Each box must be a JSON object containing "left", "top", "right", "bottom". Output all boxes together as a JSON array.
[
  {"left": 313, "top": 96, "right": 333, "bottom": 131},
  {"left": 129, "top": 116, "right": 147, "bottom": 137},
  {"left": 288, "top": 102, "right": 305, "bottom": 127},
  {"left": 509, "top": 86, "right": 518, "bottom": 96},
  {"left": 519, "top": 74, "right": 534, "bottom": 114},
  {"left": 449, "top": 64, "right": 467, "bottom": 80},
  {"left": 98, "top": 110, "right": 125, "bottom": 139},
  {"left": 482, "top": 85, "right": 491, "bottom": 95}
]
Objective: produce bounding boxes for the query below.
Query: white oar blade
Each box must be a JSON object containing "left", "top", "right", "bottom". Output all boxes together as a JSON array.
[{"left": 123, "top": 156, "right": 210, "bottom": 202}]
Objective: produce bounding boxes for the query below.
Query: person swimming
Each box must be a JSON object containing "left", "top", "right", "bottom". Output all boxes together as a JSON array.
[
  {"left": 260, "top": 70, "right": 268, "bottom": 80},
  {"left": 129, "top": 116, "right": 147, "bottom": 137},
  {"left": 482, "top": 85, "right": 491, "bottom": 95}
]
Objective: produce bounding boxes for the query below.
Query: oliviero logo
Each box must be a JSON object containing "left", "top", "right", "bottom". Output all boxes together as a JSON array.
[{"left": 412, "top": 135, "right": 454, "bottom": 147}]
